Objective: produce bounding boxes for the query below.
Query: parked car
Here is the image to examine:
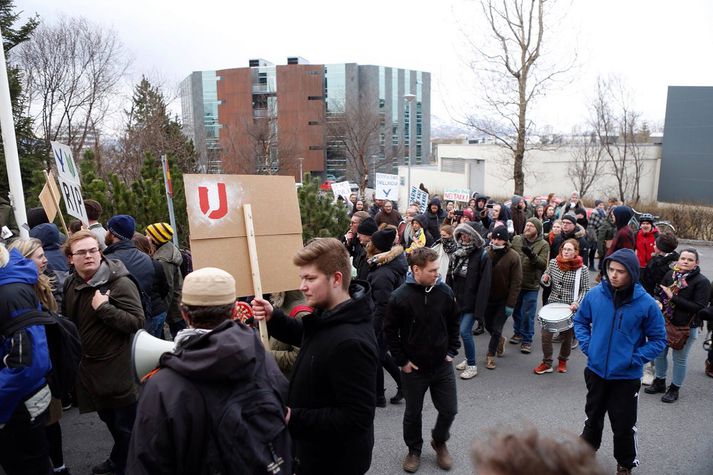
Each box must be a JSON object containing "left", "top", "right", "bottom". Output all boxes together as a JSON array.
[{"left": 319, "top": 180, "right": 335, "bottom": 191}]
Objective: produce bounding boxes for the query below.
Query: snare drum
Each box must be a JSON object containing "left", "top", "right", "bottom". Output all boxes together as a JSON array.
[{"left": 537, "top": 303, "right": 574, "bottom": 333}]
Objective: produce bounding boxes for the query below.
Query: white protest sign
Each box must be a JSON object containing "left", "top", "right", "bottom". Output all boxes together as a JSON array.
[
  {"left": 51, "top": 141, "right": 89, "bottom": 224},
  {"left": 444, "top": 188, "right": 471, "bottom": 202},
  {"left": 375, "top": 173, "right": 399, "bottom": 200},
  {"left": 331, "top": 181, "right": 352, "bottom": 200},
  {"left": 409, "top": 186, "right": 429, "bottom": 213}
]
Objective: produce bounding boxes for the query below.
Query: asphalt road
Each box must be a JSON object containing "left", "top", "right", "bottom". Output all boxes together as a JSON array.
[{"left": 32, "top": 246, "right": 713, "bottom": 475}]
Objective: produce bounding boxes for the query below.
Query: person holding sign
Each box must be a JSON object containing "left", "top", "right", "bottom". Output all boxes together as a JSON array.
[{"left": 251, "top": 238, "right": 379, "bottom": 475}]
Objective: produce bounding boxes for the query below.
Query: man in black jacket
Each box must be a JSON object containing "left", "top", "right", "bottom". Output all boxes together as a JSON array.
[
  {"left": 127, "top": 267, "right": 290, "bottom": 475},
  {"left": 384, "top": 247, "right": 460, "bottom": 473},
  {"left": 252, "top": 238, "right": 379, "bottom": 475}
]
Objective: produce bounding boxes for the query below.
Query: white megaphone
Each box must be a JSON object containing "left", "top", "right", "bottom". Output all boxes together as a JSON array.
[{"left": 131, "top": 329, "right": 175, "bottom": 383}]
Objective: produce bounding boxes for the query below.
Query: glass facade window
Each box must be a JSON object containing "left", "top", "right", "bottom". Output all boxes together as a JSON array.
[{"left": 325, "top": 64, "right": 346, "bottom": 112}]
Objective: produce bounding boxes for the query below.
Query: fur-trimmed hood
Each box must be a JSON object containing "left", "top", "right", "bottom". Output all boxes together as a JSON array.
[{"left": 368, "top": 244, "right": 405, "bottom": 267}]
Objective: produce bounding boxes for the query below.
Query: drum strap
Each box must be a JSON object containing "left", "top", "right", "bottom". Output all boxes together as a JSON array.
[{"left": 573, "top": 267, "right": 582, "bottom": 304}]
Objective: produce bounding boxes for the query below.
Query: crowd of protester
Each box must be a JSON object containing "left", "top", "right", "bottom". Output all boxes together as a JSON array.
[{"left": 1, "top": 189, "right": 711, "bottom": 475}]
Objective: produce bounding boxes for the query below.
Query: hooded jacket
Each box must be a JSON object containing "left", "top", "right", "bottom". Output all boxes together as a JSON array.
[
  {"left": 446, "top": 223, "right": 492, "bottom": 319},
  {"left": 153, "top": 241, "right": 184, "bottom": 323},
  {"left": 126, "top": 321, "right": 289, "bottom": 475},
  {"left": 367, "top": 245, "right": 407, "bottom": 334},
  {"left": 511, "top": 218, "right": 550, "bottom": 291},
  {"left": 30, "top": 223, "right": 69, "bottom": 273},
  {"left": 384, "top": 274, "right": 460, "bottom": 372},
  {"left": 62, "top": 258, "right": 144, "bottom": 411},
  {"left": 574, "top": 249, "right": 666, "bottom": 380},
  {"left": 0, "top": 249, "right": 51, "bottom": 424},
  {"left": 266, "top": 281, "right": 378, "bottom": 475},
  {"left": 425, "top": 198, "right": 446, "bottom": 241},
  {"left": 606, "top": 206, "right": 635, "bottom": 257}
]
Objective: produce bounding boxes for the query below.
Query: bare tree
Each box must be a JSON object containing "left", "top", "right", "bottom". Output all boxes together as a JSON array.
[
  {"left": 567, "top": 132, "right": 606, "bottom": 198},
  {"left": 17, "top": 16, "right": 130, "bottom": 162},
  {"left": 590, "top": 76, "right": 647, "bottom": 204},
  {"left": 463, "top": 0, "right": 574, "bottom": 195}
]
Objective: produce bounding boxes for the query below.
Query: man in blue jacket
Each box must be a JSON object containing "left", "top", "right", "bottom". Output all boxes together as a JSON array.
[{"left": 574, "top": 248, "right": 666, "bottom": 475}]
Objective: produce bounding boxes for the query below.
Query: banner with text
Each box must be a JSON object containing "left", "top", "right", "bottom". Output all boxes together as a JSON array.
[
  {"left": 331, "top": 181, "right": 352, "bottom": 200},
  {"left": 409, "top": 186, "right": 429, "bottom": 214},
  {"left": 375, "top": 173, "right": 399, "bottom": 200},
  {"left": 443, "top": 188, "right": 471, "bottom": 202},
  {"left": 51, "top": 141, "right": 89, "bottom": 224}
]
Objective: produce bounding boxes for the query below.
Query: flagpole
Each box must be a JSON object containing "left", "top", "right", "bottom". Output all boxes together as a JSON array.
[
  {"left": 0, "top": 26, "right": 28, "bottom": 237},
  {"left": 161, "top": 155, "right": 179, "bottom": 247}
]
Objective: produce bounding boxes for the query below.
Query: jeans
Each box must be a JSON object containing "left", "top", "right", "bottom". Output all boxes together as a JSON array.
[
  {"left": 0, "top": 405, "right": 52, "bottom": 475},
  {"left": 484, "top": 301, "right": 507, "bottom": 355},
  {"left": 402, "top": 361, "right": 458, "bottom": 453},
  {"left": 146, "top": 311, "right": 167, "bottom": 339},
  {"left": 459, "top": 313, "right": 476, "bottom": 366},
  {"left": 654, "top": 326, "right": 698, "bottom": 387},
  {"left": 96, "top": 402, "right": 137, "bottom": 475},
  {"left": 513, "top": 290, "right": 539, "bottom": 344},
  {"left": 581, "top": 368, "right": 641, "bottom": 470}
]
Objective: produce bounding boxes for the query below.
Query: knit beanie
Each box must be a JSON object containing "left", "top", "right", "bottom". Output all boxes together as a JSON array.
[
  {"left": 561, "top": 214, "right": 577, "bottom": 225},
  {"left": 491, "top": 226, "right": 509, "bottom": 241},
  {"left": 107, "top": 215, "right": 136, "bottom": 241},
  {"left": 357, "top": 217, "right": 378, "bottom": 236},
  {"left": 146, "top": 222, "right": 174, "bottom": 244},
  {"left": 527, "top": 217, "right": 543, "bottom": 236},
  {"left": 371, "top": 228, "right": 396, "bottom": 253}
]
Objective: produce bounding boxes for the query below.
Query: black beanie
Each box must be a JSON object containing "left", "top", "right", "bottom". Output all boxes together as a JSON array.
[
  {"left": 357, "top": 217, "right": 378, "bottom": 236},
  {"left": 491, "top": 226, "right": 509, "bottom": 241},
  {"left": 371, "top": 228, "right": 396, "bottom": 253},
  {"left": 561, "top": 214, "right": 577, "bottom": 225}
]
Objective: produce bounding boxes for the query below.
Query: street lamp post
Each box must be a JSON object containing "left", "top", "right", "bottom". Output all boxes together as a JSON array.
[{"left": 403, "top": 94, "right": 416, "bottom": 206}]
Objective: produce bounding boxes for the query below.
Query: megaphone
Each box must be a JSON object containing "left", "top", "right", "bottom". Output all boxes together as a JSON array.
[{"left": 131, "top": 329, "right": 175, "bottom": 383}]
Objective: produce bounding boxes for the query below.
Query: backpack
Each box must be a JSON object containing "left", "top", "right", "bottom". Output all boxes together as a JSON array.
[
  {"left": 0, "top": 310, "right": 82, "bottom": 398},
  {"left": 181, "top": 342, "right": 291, "bottom": 475},
  {"left": 179, "top": 248, "right": 193, "bottom": 278},
  {"left": 98, "top": 273, "right": 153, "bottom": 320}
]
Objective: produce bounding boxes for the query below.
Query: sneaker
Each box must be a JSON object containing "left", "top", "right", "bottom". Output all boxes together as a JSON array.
[
  {"left": 54, "top": 467, "right": 72, "bottom": 475},
  {"left": 509, "top": 334, "right": 523, "bottom": 344},
  {"left": 431, "top": 440, "right": 453, "bottom": 470},
  {"left": 486, "top": 355, "right": 496, "bottom": 370},
  {"left": 534, "top": 362, "right": 553, "bottom": 374},
  {"left": 616, "top": 464, "right": 632, "bottom": 475},
  {"left": 520, "top": 343, "right": 532, "bottom": 354},
  {"left": 455, "top": 359, "right": 467, "bottom": 371},
  {"left": 642, "top": 362, "right": 655, "bottom": 385},
  {"left": 460, "top": 365, "right": 478, "bottom": 379},
  {"left": 403, "top": 451, "right": 421, "bottom": 473},
  {"left": 557, "top": 359, "right": 567, "bottom": 373},
  {"left": 91, "top": 459, "right": 115, "bottom": 475},
  {"left": 496, "top": 336, "right": 506, "bottom": 357}
]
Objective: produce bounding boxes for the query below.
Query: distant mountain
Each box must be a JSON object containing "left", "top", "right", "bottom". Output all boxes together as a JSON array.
[{"left": 430, "top": 115, "right": 472, "bottom": 140}]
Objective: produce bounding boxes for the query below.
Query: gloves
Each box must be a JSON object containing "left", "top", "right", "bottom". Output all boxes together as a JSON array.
[
  {"left": 504, "top": 306, "right": 514, "bottom": 317},
  {"left": 522, "top": 247, "right": 535, "bottom": 259}
]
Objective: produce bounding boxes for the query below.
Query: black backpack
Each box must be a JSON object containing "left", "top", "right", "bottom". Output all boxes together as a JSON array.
[
  {"left": 99, "top": 272, "right": 153, "bottom": 320},
  {"left": 179, "top": 248, "right": 193, "bottom": 278},
  {"left": 180, "top": 340, "right": 291, "bottom": 475},
  {"left": 0, "top": 310, "right": 82, "bottom": 398}
]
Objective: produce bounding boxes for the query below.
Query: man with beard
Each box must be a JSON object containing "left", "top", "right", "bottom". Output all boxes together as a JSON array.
[
  {"left": 252, "top": 238, "right": 378, "bottom": 475},
  {"left": 509, "top": 195, "right": 527, "bottom": 236}
]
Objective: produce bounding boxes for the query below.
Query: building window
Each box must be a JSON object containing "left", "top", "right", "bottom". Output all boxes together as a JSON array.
[
  {"left": 309, "top": 145, "right": 324, "bottom": 150},
  {"left": 308, "top": 121, "right": 320, "bottom": 125},
  {"left": 308, "top": 96, "right": 324, "bottom": 100}
]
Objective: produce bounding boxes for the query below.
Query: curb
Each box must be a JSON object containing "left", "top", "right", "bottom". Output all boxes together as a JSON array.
[{"left": 678, "top": 239, "right": 713, "bottom": 248}]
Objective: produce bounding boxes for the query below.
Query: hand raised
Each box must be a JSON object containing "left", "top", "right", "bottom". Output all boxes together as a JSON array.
[{"left": 92, "top": 289, "right": 109, "bottom": 310}]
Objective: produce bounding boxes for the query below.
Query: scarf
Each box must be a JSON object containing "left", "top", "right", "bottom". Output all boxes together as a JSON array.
[
  {"left": 449, "top": 238, "right": 478, "bottom": 279},
  {"left": 659, "top": 266, "right": 689, "bottom": 321},
  {"left": 556, "top": 255, "right": 583, "bottom": 272}
]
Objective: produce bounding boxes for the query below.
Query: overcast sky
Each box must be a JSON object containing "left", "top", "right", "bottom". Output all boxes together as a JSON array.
[{"left": 15, "top": 0, "right": 713, "bottom": 134}]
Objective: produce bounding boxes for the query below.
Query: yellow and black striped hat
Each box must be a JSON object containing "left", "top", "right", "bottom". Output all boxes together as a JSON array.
[{"left": 146, "top": 222, "right": 174, "bottom": 244}]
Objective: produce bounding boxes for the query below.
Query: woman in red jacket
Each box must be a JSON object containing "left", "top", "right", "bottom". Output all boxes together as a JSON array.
[{"left": 635, "top": 213, "right": 658, "bottom": 270}]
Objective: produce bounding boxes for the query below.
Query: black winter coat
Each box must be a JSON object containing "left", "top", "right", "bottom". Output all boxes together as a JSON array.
[
  {"left": 367, "top": 246, "right": 407, "bottom": 334},
  {"left": 446, "top": 247, "right": 492, "bottom": 320},
  {"left": 384, "top": 276, "right": 460, "bottom": 372},
  {"left": 657, "top": 267, "right": 710, "bottom": 327},
  {"left": 640, "top": 252, "right": 679, "bottom": 296},
  {"left": 266, "top": 281, "right": 378, "bottom": 475},
  {"left": 104, "top": 240, "right": 162, "bottom": 317}
]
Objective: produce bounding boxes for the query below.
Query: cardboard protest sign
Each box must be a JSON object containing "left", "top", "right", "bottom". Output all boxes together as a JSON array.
[
  {"left": 331, "top": 181, "right": 351, "bottom": 200},
  {"left": 375, "top": 173, "right": 399, "bottom": 200},
  {"left": 50, "top": 141, "right": 89, "bottom": 224},
  {"left": 444, "top": 188, "right": 471, "bottom": 202},
  {"left": 184, "top": 174, "right": 303, "bottom": 297},
  {"left": 38, "top": 171, "right": 61, "bottom": 223},
  {"left": 409, "top": 186, "right": 429, "bottom": 213}
]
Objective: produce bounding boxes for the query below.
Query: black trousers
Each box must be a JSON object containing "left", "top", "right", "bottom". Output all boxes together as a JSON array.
[
  {"left": 0, "top": 405, "right": 52, "bottom": 475},
  {"left": 402, "top": 361, "right": 457, "bottom": 453},
  {"left": 376, "top": 332, "right": 402, "bottom": 396},
  {"left": 484, "top": 300, "right": 507, "bottom": 355},
  {"left": 96, "top": 402, "right": 137, "bottom": 475},
  {"left": 581, "top": 368, "right": 641, "bottom": 470}
]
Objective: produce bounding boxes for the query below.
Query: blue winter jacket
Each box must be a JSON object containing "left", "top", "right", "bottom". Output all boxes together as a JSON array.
[
  {"left": 574, "top": 248, "right": 666, "bottom": 380},
  {"left": 30, "top": 223, "right": 69, "bottom": 273},
  {"left": 0, "top": 248, "right": 52, "bottom": 424}
]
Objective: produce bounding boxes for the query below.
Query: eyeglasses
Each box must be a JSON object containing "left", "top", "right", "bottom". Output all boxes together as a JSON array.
[{"left": 72, "top": 248, "right": 100, "bottom": 257}]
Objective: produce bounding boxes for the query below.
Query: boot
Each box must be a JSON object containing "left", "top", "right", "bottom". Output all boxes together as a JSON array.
[
  {"left": 486, "top": 355, "right": 496, "bottom": 370},
  {"left": 616, "top": 464, "right": 632, "bottom": 475},
  {"left": 431, "top": 440, "right": 453, "bottom": 470},
  {"left": 661, "top": 384, "right": 679, "bottom": 403},
  {"left": 376, "top": 394, "right": 387, "bottom": 407},
  {"left": 644, "top": 377, "right": 666, "bottom": 394},
  {"left": 403, "top": 451, "right": 421, "bottom": 473},
  {"left": 390, "top": 388, "right": 404, "bottom": 404}
]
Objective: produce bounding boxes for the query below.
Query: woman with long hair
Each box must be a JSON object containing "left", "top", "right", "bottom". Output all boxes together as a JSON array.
[
  {"left": 646, "top": 248, "right": 710, "bottom": 403},
  {"left": 7, "top": 238, "right": 70, "bottom": 474},
  {"left": 535, "top": 238, "right": 590, "bottom": 374}
]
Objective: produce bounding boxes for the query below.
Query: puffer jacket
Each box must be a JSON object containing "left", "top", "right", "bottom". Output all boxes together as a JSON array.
[
  {"left": 62, "top": 258, "right": 144, "bottom": 411},
  {"left": 574, "top": 249, "right": 666, "bottom": 380},
  {"left": 153, "top": 241, "right": 183, "bottom": 323}
]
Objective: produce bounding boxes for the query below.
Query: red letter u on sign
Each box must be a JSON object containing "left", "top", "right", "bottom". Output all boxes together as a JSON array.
[{"left": 198, "top": 182, "right": 228, "bottom": 219}]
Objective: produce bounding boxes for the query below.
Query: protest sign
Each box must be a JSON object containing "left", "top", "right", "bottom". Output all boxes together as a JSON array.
[
  {"left": 51, "top": 142, "right": 88, "bottom": 224},
  {"left": 409, "top": 186, "right": 429, "bottom": 213},
  {"left": 331, "top": 181, "right": 352, "bottom": 200},
  {"left": 375, "top": 173, "right": 399, "bottom": 200},
  {"left": 443, "top": 188, "right": 471, "bottom": 202},
  {"left": 184, "top": 174, "right": 303, "bottom": 297},
  {"left": 38, "top": 171, "right": 61, "bottom": 223}
]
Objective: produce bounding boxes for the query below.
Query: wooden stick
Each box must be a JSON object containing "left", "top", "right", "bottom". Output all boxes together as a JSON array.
[
  {"left": 242, "top": 204, "right": 269, "bottom": 346},
  {"left": 44, "top": 170, "right": 69, "bottom": 237}
]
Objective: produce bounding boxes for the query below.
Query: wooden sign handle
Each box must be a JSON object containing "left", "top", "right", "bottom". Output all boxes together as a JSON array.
[
  {"left": 43, "top": 170, "right": 69, "bottom": 237},
  {"left": 242, "top": 204, "right": 269, "bottom": 346}
]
